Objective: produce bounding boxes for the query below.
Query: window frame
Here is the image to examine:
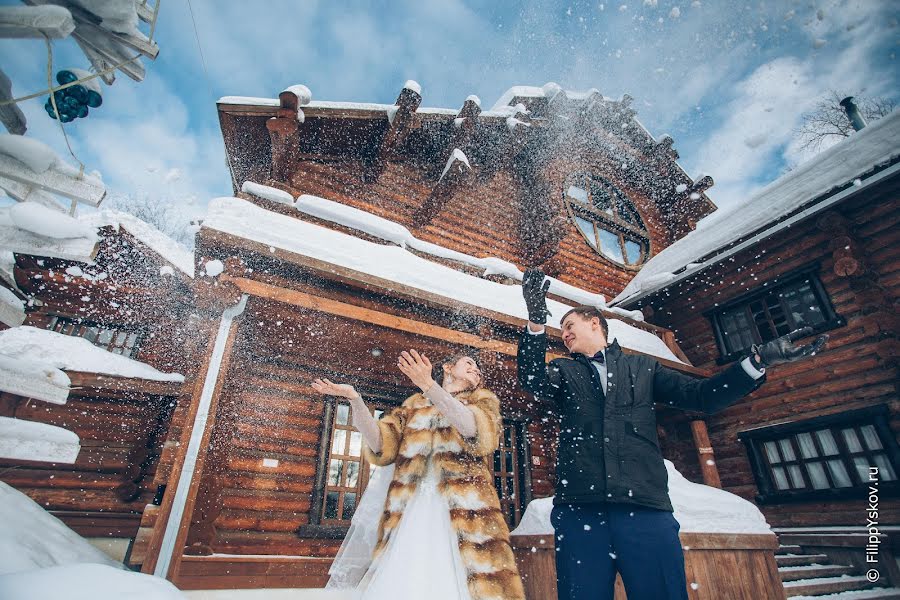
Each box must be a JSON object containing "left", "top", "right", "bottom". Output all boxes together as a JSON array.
[
  {"left": 739, "top": 405, "right": 900, "bottom": 505},
  {"left": 493, "top": 417, "right": 533, "bottom": 528},
  {"left": 47, "top": 313, "right": 144, "bottom": 359},
  {"left": 563, "top": 173, "right": 651, "bottom": 270},
  {"left": 706, "top": 265, "right": 844, "bottom": 364}
]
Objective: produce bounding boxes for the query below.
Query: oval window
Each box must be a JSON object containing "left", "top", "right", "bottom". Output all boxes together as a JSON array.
[{"left": 564, "top": 173, "right": 649, "bottom": 268}]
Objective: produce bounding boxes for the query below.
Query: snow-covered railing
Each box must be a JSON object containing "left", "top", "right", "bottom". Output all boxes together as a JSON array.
[{"left": 0, "top": 135, "right": 105, "bottom": 207}]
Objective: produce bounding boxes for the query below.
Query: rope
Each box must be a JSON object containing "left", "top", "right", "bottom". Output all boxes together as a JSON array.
[{"left": 42, "top": 33, "right": 85, "bottom": 178}]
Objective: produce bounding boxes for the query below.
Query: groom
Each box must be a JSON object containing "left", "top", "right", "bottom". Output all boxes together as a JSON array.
[{"left": 516, "top": 269, "right": 826, "bottom": 600}]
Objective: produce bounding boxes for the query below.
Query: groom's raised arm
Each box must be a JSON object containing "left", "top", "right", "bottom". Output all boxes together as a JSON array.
[{"left": 517, "top": 269, "right": 563, "bottom": 401}]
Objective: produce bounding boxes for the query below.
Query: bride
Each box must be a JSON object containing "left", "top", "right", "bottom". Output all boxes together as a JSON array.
[{"left": 311, "top": 350, "right": 525, "bottom": 600}]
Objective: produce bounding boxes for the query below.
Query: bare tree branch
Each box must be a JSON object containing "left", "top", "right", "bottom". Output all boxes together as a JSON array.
[{"left": 794, "top": 90, "right": 896, "bottom": 152}]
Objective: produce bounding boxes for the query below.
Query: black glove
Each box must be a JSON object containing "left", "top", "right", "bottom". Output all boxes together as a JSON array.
[
  {"left": 522, "top": 268, "right": 551, "bottom": 325},
  {"left": 751, "top": 327, "right": 828, "bottom": 368}
]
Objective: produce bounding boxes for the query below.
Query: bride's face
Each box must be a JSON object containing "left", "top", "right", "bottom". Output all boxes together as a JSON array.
[{"left": 444, "top": 356, "right": 482, "bottom": 391}]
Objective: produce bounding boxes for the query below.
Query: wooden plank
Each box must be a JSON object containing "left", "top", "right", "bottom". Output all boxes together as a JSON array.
[
  {"left": 0, "top": 153, "right": 105, "bottom": 206},
  {"left": 221, "top": 274, "right": 519, "bottom": 356}
]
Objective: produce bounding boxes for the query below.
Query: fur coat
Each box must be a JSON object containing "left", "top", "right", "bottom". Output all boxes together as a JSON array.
[{"left": 362, "top": 387, "right": 525, "bottom": 600}]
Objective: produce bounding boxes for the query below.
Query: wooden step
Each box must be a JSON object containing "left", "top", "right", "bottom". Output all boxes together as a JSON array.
[
  {"left": 777, "top": 554, "right": 830, "bottom": 567},
  {"left": 785, "top": 588, "right": 900, "bottom": 600},
  {"left": 782, "top": 575, "right": 877, "bottom": 596},
  {"left": 779, "top": 564, "right": 854, "bottom": 582},
  {"left": 777, "top": 544, "right": 803, "bottom": 555}
]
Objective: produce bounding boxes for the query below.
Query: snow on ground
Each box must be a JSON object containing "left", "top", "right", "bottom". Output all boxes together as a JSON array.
[
  {"left": 511, "top": 460, "right": 772, "bottom": 535},
  {"left": 0, "top": 416, "right": 80, "bottom": 463},
  {"left": 0, "top": 563, "right": 187, "bottom": 600},
  {"left": 206, "top": 197, "right": 680, "bottom": 363},
  {"left": 614, "top": 109, "right": 900, "bottom": 306},
  {"left": 0, "top": 326, "right": 184, "bottom": 382},
  {"left": 0, "top": 481, "right": 120, "bottom": 574},
  {"left": 0, "top": 480, "right": 186, "bottom": 598}
]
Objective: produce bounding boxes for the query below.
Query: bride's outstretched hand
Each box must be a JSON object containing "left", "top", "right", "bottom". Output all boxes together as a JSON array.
[
  {"left": 398, "top": 349, "right": 435, "bottom": 393},
  {"left": 312, "top": 378, "right": 359, "bottom": 399}
]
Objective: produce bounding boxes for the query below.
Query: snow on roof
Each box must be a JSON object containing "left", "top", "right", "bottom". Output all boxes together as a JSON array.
[
  {"left": 490, "top": 82, "right": 564, "bottom": 111},
  {"left": 217, "top": 96, "right": 280, "bottom": 107},
  {"left": 0, "top": 134, "right": 103, "bottom": 187},
  {"left": 0, "top": 250, "right": 14, "bottom": 287},
  {"left": 0, "top": 417, "right": 80, "bottom": 464},
  {"left": 0, "top": 221, "right": 98, "bottom": 263},
  {"left": 73, "top": 0, "right": 141, "bottom": 37},
  {"left": 80, "top": 209, "right": 195, "bottom": 277},
  {"left": 0, "top": 353, "right": 69, "bottom": 405},
  {"left": 0, "top": 285, "right": 25, "bottom": 328},
  {"left": 440, "top": 148, "right": 470, "bottom": 180},
  {"left": 9, "top": 202, "right": 97, "bottom": 240},
  {"left": 613, "top": 110, "right": 900, "bottom": 306},
  {"left": 241, "top": 181, "right": 295, "bottom": 206},
  {"left": 0, "top": 480, "right": 122, "bottom": 575},
  {"left": 511, "top": 460, "right": 772, "bottom": 536},
  {"left": 0, "top": 5, "right": 76, "bottom": 39},
  {"left": 205, "top": 197, "right": 680, "bottom": 363},
  {"left": 0, "top": 326, "right": 185, "bottom": 382},
  {"left": 293, "top": 193, "right": 609, "bottom": 309}
]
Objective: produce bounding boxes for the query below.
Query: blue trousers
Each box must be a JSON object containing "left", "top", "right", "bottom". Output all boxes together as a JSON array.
[{"left": 551, "top": 503, "right": 689, "bottom": 600}]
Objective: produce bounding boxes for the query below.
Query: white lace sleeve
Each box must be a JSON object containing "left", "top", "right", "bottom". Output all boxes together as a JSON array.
[
  {"left": 423, "top": 383, "right": 477, "bottom": 438},
  {"left": 349, "top": 395, "right": 382, "bottom": 453}
]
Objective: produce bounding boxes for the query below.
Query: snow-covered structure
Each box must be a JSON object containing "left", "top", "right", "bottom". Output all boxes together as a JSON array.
[
  {"left": 610, "top": 110, "right": 900, "bottom": 597},
  {"left": 109, "top": 80, "right": 781, "bottom": 596},
  {"left": 0, "top": 201, "right": 192, "bottom": 552}
]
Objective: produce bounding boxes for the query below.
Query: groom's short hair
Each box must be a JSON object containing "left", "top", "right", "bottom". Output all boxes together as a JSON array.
[{"left": 560, "top": 306, "right": 609, "bottom": 338}]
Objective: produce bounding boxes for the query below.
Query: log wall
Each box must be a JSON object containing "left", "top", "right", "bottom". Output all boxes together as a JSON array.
[{"left": 643, "top": 182, "right": 900, "bottom": 527}]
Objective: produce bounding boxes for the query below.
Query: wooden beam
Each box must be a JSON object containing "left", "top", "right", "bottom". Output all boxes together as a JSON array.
[
  {"left": 377, "top": 84, "right": 422, "bottom": 162},
  {"left": 690, "top": 419, "right": 722, "bottom": 488},
  {"left": 72, "top": 36, "right": 117, "bottom": 84},
  {"left": 66, "top": 372, "right": 183, "bottom": 397},
  {"left": 221, "top": 274, "right": 518, "bottom": 356},
  {"left": 412, "top": 148, "right": 473, "bottom": 227},
  {"left": 0, "top": 176, "right": 66, "bottom": 211},
  {"left": 201, "top": 230, "right": 710, "bottom": 376},
  {"left": 0, "top": 153, "right": 106, "bottom": 206},
  {"left": 0, "top": 68, "right": 26, "bottom": 135},
  {"left": 0, "top": 5, "right": 74, "bottom": 39}
]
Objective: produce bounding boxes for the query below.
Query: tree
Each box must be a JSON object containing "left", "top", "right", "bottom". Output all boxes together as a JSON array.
[
  {"left": 794, "top": 91, "right": 895, "bottom": 152},
  {"left": 104, "top": 192, "right": 196, "bottom": 248}
]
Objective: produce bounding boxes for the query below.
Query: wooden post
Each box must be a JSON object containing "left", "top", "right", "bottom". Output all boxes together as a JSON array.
[
  {"left": 413, "top": 148, "right": 473, "bottom": 227},
  {"left": 690, "top": 419, "right": 722, "bottom": 488}
]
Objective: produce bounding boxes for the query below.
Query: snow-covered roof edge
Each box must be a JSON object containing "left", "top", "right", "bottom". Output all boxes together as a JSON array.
[
  {"left": 80, "top": 209, "right": 195, "bottom": 277},
  {"left": 204, "top": 197, "right": 681, "bottom": 364},
  {"left": 613, "top": 110, "right": 900, "bottom": 307}
]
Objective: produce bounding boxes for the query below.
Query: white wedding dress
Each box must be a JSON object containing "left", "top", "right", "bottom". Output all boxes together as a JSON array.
[{"left": 327, "top": 461, "right": 472, "bottom": 600}]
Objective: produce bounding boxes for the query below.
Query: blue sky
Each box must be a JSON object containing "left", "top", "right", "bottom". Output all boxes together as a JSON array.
[{"left": 1, "top": 0, "right": 897, "bottom": 231}]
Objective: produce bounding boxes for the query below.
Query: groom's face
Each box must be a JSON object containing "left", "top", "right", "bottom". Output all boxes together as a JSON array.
[{"left": 561, "top": 314, "right": 606, "bottom": 355}]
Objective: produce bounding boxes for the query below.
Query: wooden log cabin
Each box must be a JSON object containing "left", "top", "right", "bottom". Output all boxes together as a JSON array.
[
  {"left": 0, "top": 210, "right": 194, "bottom": 561},
  {"left": 103, "top": 80, "right": 789, "bottom": 597},
  {"left": 612, "top": 109, "right": 900, "bottom": 597}
]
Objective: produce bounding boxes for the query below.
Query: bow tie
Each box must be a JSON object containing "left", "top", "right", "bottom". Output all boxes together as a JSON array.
[{"left": 573, "top": 351, "right": 605, "bottom": 364}]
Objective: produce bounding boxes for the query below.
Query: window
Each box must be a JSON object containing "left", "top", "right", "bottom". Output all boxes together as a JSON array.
[
  {"left": 707, "top": 266, "right": 843, "bottom": 363},
  {"left": 319, "top": 401, "right": 384, "bottom": 526},
  {"left": 563, "top": 173, "right": 649, "bottom": 268},
  {"left": 493, "top": 420, "right": 532, "bottom": 528},
  {"left": 48, "top": 315, "right": 142, "bottom": 358},
  {"left": 739, "top": 406, "right": 899, "bottom": 504}
]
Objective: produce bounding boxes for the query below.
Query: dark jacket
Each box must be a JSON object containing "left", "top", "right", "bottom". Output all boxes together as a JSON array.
[{"left": 517, "top": 329, "right": 764, "bottom": 511}]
